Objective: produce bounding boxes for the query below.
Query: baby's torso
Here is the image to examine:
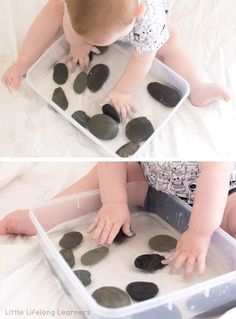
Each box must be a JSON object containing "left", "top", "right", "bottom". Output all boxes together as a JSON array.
[{"left": 141, "top": 162, "right": 236, "bottom": 205}]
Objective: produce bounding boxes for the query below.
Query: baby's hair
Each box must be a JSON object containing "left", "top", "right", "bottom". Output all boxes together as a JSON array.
[{"left": 66, "top": 0, "right": 137, "bottom": 36}]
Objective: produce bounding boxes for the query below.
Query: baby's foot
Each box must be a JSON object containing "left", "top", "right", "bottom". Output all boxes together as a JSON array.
[
  {"left": 189, "top": 83, "right": 230, "bottom": 107},
  {"left": 0, "top": 210, "right": 36, "bottom": 236},
  {"left": 2, "top": 60, "right": 29, "bottom": 89}
]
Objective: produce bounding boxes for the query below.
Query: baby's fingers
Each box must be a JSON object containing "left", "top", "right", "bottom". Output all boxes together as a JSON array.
[
  {"left": 197, "top": 254, "right": 206, "bottom": 275},
  {"left": 107, "top": 224, "right": 120, "bottom": 245},
  {"left": 93, "top": 219, "right": 105, "bottom": 241},
  {"left": 86, "top": 217, "right": 99, "bottom": 233},
  {"left": 184, "top": 254, "right": 197, "bottom": 279},
  {"left": 98, "top": 221, "right": 113, "bottom": 245},
  {"left": 170, "top": 251, "right": 188, "bottom": 273}
]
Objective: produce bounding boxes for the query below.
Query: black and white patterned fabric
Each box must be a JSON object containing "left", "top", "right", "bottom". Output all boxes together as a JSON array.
[
  {"left": 119, "top": 0, "right": 169, "bottom": 53},
  {"left": 141, "top": 162, "right": 236, "bottom": 206}
]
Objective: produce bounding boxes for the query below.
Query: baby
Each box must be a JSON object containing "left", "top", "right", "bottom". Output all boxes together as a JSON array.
[
  {"left": 1, "top": 161, "right": 236, "bottom": 279},
  {"left": 2, "top": 0, "right": 230, "bottom": 120}
]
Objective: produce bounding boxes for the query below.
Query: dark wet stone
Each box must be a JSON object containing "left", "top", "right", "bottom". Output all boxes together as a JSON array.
[
  {"left": 116, "top": 141, "right": 140, "bottom": 158},
  {"left": 187, "top": 283, "right": 236, "bottom": 312},
  {"left": 92, "top": 286, "right": 131, "bottom": 308},
  {"left": 52, "top": 87, "right": 68, "bottom": 111},
  {"left": 74, "top": 270, "right": 91, "bottom": 287},
  {"left": 73, "top": 72, "right": 87, "bottom": 94},
  {"left": 59, "top": 231, "right": 83, "bottom": 249},
  {"left": 81, "top": 246, "right": 109, "bottom": 266},
  {"left": 126, "top": 117, "right": 154, "bottom": 143},
  {"left": 149, "top": 235, "right": 177, "bottom": 252},
  {"left": 59, "top": 248, "right": 75, "bottom": 268},
  {"left": 95, "top": 46, "right": 109, "bottom": 55},
  {"left": 88, "top": 114, "right": 119, "bottom": 140},
  {"left": 133, "top": 304, "right": 182, "bottom": 319},
  {"left": 102, "top": 104, "right": 120, "bottom": 123},
  {"left": 72, "top": 110, "right": 90, "bottom": 128},
  {"left": 126, "top": 281, "right": 159, "bottom": 302},
  {"left": 113, "top": 229, "right": 135, "bottom": 245},
  {"left": 134, "top": 254, "right": 166, "bottom": 273},
  {"left": 53, "top": 63, "right": 68, "bottom": 85},
  {"left": 147, "top": 82, "right": 181, "bottom": 108},
  {"left": 87, "top": 64, "right": 109, "bottom": 92}
]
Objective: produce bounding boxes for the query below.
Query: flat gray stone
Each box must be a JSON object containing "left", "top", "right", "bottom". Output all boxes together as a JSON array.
[
  {"left": 59, "top": 231, "right": 83, "bottom": 249},
  {"left": 149, "top": 235, "right": 177, "bottom": 252},
  {"left": 73, "top": 72, "right": 87, "bottom": 94},
  {"left": 126, "top": 117, "right": 154, "bottom": 143},
  {"left": 88, "top": 114, "right": 119, "bottom": 140},
  {"left": 87, "top": 64, "right": 109, "bottom": 92},
  {"left": 147, "top": 82, "right": 181, "bottom": 108},
  {"left": 72, "top": 110, "right": 90, "bottom": 128},
  {"left": 126, "top": 281, "right": 159, "bottom": 301},
  {"left": 92, "top": 286, "right": 131, "bottom": 308},
  {"left": 116, "top": 141, "right": 140, "bottom": 157},
  {"left": 81, "top": 246, "right": 109, "bottom": 266},
  {"left": 53, "top": 63, "right": 68, "bottom": 85},
  {"left": 74, "top": 270, "right": 91, "bottom": 287},
  {"left": 59, "top": 248, "right": 75, "bottom": 268},
  {"left": 52, "top": 87, "right": 68, "bottom": 111}
]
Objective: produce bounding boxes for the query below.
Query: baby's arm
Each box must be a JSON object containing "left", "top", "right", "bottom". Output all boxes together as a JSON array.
[
  {"left": 101, "top": 49, "right": 156, "bottom": 120},
  {"left": 87, "top": 162, "right": 132, "bottom": 245},
  {"left": 165, "top": 162, "right": 233, "bottom": 278}
]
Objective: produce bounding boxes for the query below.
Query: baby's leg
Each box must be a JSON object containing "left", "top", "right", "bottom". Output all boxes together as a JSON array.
[
  {"left": 0, "top": 163, "right": 147, "bottom": 236},
  {"left": 221, "top": 191, "right": 236, "bottom": 237},
  {"left": 156, "top": 19, "right": 230, "bottom": 106},
  {"left": 2, "top": 0, "right": 64, "bottom": 89}
]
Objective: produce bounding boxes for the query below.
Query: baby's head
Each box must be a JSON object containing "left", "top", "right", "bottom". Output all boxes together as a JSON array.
[{"left": 66, "top": 0, "right": 145, "bottom": 46}]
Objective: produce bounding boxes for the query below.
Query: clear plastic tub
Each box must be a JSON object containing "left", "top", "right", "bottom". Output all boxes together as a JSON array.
[
  {"left": 27, "top": 36, "right": 190, "bottom": 157},
  {"left": 30, "top": 182, "right": 236, "bottom": 319}
]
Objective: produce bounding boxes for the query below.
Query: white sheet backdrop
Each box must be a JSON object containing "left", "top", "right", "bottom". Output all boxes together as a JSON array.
[{"left": 0, "top": 0, "right": 236, "bottom": 158}]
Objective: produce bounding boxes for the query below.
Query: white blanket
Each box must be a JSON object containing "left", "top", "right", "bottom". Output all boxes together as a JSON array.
[
  {"left": 0, "top": 0, "right": 236, "bottom": 157},
  {"left": 0, "top": 162, "right": 94, "bottom": 318}
]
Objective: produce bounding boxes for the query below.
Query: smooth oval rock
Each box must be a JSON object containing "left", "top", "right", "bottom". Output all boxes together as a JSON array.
[
  {"left": 116, "top": 141, "right": 140, "bottom": 158},
  {"left": 59, "top": 231, "right": 83, "bottom": 249},
  {"left": 149, "top": 235, "right": 177, "bottom": 252},
  {"left": 74, "top": 270, "right": 91, "bottom": 287},
  {"left": 72, "top": 110, "right": 90, "bottom": 128},
  {"left": 81, "top": 246, "right": 109, "bottom": 266},
  {"left": 53, "top": 63, "right": 68, "bottom": 85},
  {"left": 147, "top": 82, "right": 181, "bottom": 108},
  {"left": 134, "top": 254, "right": 166, "bottom": 273},
  {"left": 73, "top": 72, "right": 87, "bottom": 94},
  {"left": 52, "top": 87, "right": 68, "bottom": 111},
  {"left": 102, "top": 104, "right": 120, "bottom": 123},
  {"left": 126, "top": 281, "right": 159, "bottom": 302},
  {"left": 92, "top": 286, "right": 131, "bottom": 308},
  {"left": 59, "top": 248, "right": 75, "bottom": 268},
  {"left": 126, "top": 117, "right": 154, "bottom": 143},
  {"left": 87, "top": 64, "right": 109, "bottom": 92},
  {"left": 88, "top": 114, "right": 119, "bottom": 140}
]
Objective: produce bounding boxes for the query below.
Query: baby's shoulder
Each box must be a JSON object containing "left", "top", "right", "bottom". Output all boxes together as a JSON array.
[{"left": 48, "top": 0, "right": 65, "bottom": 13}]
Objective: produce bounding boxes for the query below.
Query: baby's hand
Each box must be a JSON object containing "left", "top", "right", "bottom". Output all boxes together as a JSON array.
[
  {"left": 163, "top": 229, "right": 210, "bottom": 279},
  {"left": 86, "top": 203, "right": 132, "bottom": 245},
  {"left": 0, "top": 209, "right": 36, "bottom": 236},
  {"left": 101, "top": 87, "right": 137, "bottom": 122},
  {"left": 69, "top": 43, "right": 100, "bottom": 72}
]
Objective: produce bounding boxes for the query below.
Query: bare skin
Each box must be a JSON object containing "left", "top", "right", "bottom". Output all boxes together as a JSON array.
[
  {"left": 2, "top": 0, "right": 230, "bottom": 120},
  {"left": 0, "top": 162, "right": 236, "bottom": 279}
]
